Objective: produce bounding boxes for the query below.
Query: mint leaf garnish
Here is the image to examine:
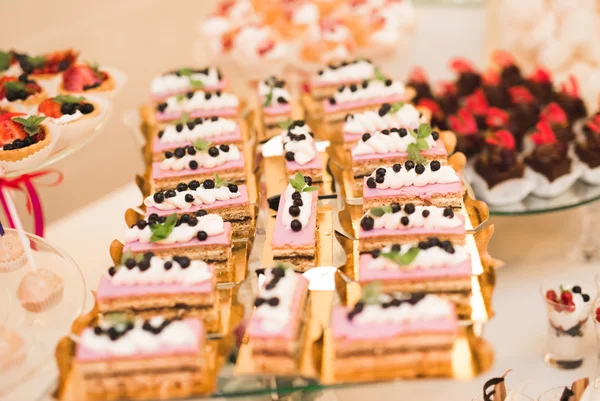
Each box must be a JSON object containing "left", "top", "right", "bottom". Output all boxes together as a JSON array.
[
  {"left": 374, "top": 67, "right": 387, "bottom": 82},
  {"left": 263, "top": 88, "right": 273, "bottom": 107},
  {"left": 149, "top": 214, "right": 177, "bottom": 242},
  {"left": 4, "top": 81, "right": 27, "bottom": 92},
  {"left": 288, "top": 172, "right": 317, "bottom": 193},
  {"left": 360, "top": 282, "right": 382, "bottom": 305},
  {"left": 175, "top": 93, "right": 186, "bottom": 102},
  {"left": 175, "top": 112, "right": 190, "bottom": 126},
  {"left": 54, "top": 95, "right": 85, "bottom": 104},
  {"left": 417, "top": 138, "right": 430, "bottom": 151},
  {"left": 389, "top": 101, "right": 404, "bottom": 114},
  {"left": 193, "top": 138, "right": 211, "bottom": 152},
  {"left": 27, "top": 55, "right": 46, "bottom": 68},
  {"left": 190, "top": 79, "right": 204, "bottom": 89},
  {"left": 277, "top": 118, "right": 294, "bottom": 129},
  {"left": 407, "top": 142, "right": 426, "bottom": 165},
  {"left": 214, "top": 173, "right": 232, "bottom": 188},
  {"left": 119, "top": 251, "right": 144, "bottom": 265},
  {"left": 104, "top": 313, "right": 134, "bottom": 326},
  {"left": 12, "top": 115, "right": 46, "bottom": 136},
  {"left": 417, "top": 123, "right": 433, "bottom": 139},
  {"left": 370, "top": 206, "right": 392, "bottom": 217},
  {"left": 381, "top": 246, "right": 420, "bottom": 266},
  {"left": 178, "top": 68, "right": 204, "bottom": 88},
  {"left": 0, "top": 51, "right": 9, "bottom": 72},
  {"left": 178, "top": 68, "right": 193, "bottom": 77}
]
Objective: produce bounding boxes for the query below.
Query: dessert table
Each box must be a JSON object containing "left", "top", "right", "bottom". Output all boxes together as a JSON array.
[{"left": 5, "top": 183, "right": 598, "bottom": 401}]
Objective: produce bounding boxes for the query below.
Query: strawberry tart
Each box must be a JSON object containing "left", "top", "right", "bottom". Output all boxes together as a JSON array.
[
  {"left": 15, "top": 49, "right": 78, "bottom": 79},
  {"left": 0, "top": 113, "right": 52, "bottom": 163},
  {"left": 38, "top": 95, "right": 99, "bottom": 125},
  {"left": 59, "top": 62, "right": 115, "bottom": 95},
  {"left": 0, "top": 75, "right": 46, "bottom": 112}
]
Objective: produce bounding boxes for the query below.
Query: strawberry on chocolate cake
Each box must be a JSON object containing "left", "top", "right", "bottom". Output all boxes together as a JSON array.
[
  {"left": 464, "top": 89, "right": 489, "bottom": 130},
  {"left": 470, "top": 130, "right": 535, "bottom": 206},
  {"left": 507, "top": 86, "right": 540, "bottom": 149},
  {"left": 481, "top": 69, "right": 510, "bottom": 109},
  {"left": 448, "top": 108, "right": 483, "bottom": 157},
  {"left": 449, "top": 58, "right": 481, "bottom": 98},
  {"left": 524, "top": 67, "right": 555, "bottom": 105},
  {"left": 539, "top": 102, "right": 574, "bottom": 143},
  {"left": 417, "top": 98, "right": 448, "bottom": 130},
  {"left": 555, "top": 75, "right": 588, "bottom": 123},
  {"left": 575, "top": 113, "right": 600, "bottom": 184},
  {"left": 406, "top": 67, "right": 434, "bottom": 103},
  {"left": 491, "top": 50, "right": 524, "bottom": 89},
  {"left": 436, "top": 81, "right": 460, "bottom": 116},
  {"left": 525, "top": 121, "right": 582, "bottom": 197}
]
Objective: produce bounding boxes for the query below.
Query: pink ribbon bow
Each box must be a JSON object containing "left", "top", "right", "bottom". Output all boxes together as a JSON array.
[{"left": 0, "top": 170, "right": 63, "bottom": 238}]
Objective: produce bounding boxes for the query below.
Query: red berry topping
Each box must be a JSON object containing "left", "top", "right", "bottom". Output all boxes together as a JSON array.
[
  {"left": 540, "top": 103, "right": 567, "bottom": 125},
  {"left": 486, "top": 130, "right": 516, "bottom": 150},
  {"left": 465, "top": 89, "right": 489, "bottom": 116},
  {"left": 407, "top": 67, "right": 428, "bottom": 84},
  {"left": 491, "top": 50, "right": 515, "bottom": 69},
  {"left": 448, "top": 108, "right": 478, "bottom": 136},
  {"left": 531, "top": 121, "right": 558, "bottom": 146},
  {"left": 449, "top": 58, "right": 475, "bottom": 74},
  {"left": 482, "top": 69, "right": 500, "bottom": 86},
  {"left": 62, "top": 64, "right": 105, "bottom": 92},
  {"left": 509, "top": 86, "right": 534, "bottom": 105},
  {"left": 560, "top": 75, "right": 581, "bottom": 99},
  {"left": 0, "top": 113, "right": 28, "bottom": 147},
  {"left": 257, "top": 38, "right": 276, "bottom": 57},
  {"left": 560, "top": 290, "right": 573, "bottom": 304},
  {"left": 546, "top": 290, "right": 558, "bottom": 302},
  {"left": 486, "top": 107, "right": 509, "bottom": 128},
  {"left": 38, "top": 98, "right": 62, "bottom": 118},
  {"left": 587, "top": 114, "right": 600, "bottom": 134},
  {"left": 418, "top": 98, "right": 442, "bottom": 116},
  {"left": 529, "top": 67, "right": 552, "bottom": 84},
  {"left": 438, "top": 81, "right": 457, "bottom": 96}
]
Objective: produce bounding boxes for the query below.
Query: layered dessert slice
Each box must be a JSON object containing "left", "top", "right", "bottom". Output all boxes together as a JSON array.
[
  {"left": 309, "top": 59, "right": 376, "bottom": 100},
  {"left": 150, "top": 67, "right": 226, "bottom": 102},
  {"left": 152, "top": 115, "right": 242, "bottom": 161},
  {"left": 358, "top": 239, "right": 473, "bottom": 315},
  {"left": 322, "top": 78, "right": 407, "bottom": 124},
  {"left": 144, "top": 177, "right": 253, "bottom": 238},
  {"left": 257, "top": 76, "right": 293, "bottom": 140},
  {"left": 123, "top": 213, "right": 232, "bottom": 269},
  {"left": 152, "top": 140, "right": 245, "bottom": 191},
  {"left": 154, "top": 90, "right": 241, "bottom": 123},
  {"left": 97, "top": 253, "right": 220, "bottom": 332},
  {"left": 247, "top": 266, "right": 309, "bottom": 374},
  {"left": 362, "top": 161, "right": 463, "bottom": 210},
  {"left": 342, "top": 102, "right": 426, "bottom": 146},
  {"left": 358, "top": 203, "right": 466, "bottom": 252},
  {"left": 331, "top": 291, "right": 457, "bottom": 378},
  {"left": 270, "top": 174, "right": 319, "bottom": 271},
  {"left": 75, "top": 317, "right": 212, "bottom": 400},
  {"left": 351, "top": 123, "right": 447, "bottom": 179},
  {"left": 282, "top": 120, "right": 323, "bottom": 182}
]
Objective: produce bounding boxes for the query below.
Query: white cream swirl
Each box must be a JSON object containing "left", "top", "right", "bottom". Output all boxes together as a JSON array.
[
  {"left": 50, "top": 110, "right": 84, "bottom": 124},
  {"left": 314, "top": 60, "right": 375, "bottom": 85},
  {"left": 124, "top": 214, "right": 225, "bottom": 245},
  {"left": 144, "top": 185, "right": 241, "bottom": 211},
  {"left": 344, "top": 104, "right": 423, "bottom": 134},
  {"left": 80, "top": 318, "right": 197, "bottom": 357},
  {"left": 159, "top": 117, "right": 237, "bottom": 145},
  {"left": 352, "top": 129, "right": 436, "bottom": 156},
  {"left": 549, "top": 286, "right": 592, "bottom": 330},
  {"left": 369, "top": 165, "right": 459, "bottom": 189},
  {"left": 109, "top": 257, "right": 212, "bottom": 286},
  {"left": 253, "top": 269, "right": 301, "bottom": 333},
  {"left": 366, "top": 205, "right": 463, "bottom": 231},
  {"left": 160, "top": 145, "right": 241, "bottom": 171},
  {"left": 282, "top": 125, "right": 316, "bottom": 165},
  {"left": 258, "top": 79, "right": 290, "bottom": 105},
  {"left": 150, "top": 68, "right": 221, "bottom": 96},
  {"left": 367, "top": 243, "right": 469, "bottom": 270},
  {"left": 281, "top": 184, "right": 314, "bottom": 230},
  {"left": 332, "top": 80, "right": 405, "bottom": 104},
  {"left": 353, "top": 295, "right": 453, "bottom": 326},
  {"left": 163, "top": 91, "right": 239, "bottom": 113}
]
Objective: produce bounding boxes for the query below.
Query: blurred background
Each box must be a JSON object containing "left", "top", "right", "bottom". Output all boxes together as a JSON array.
[{"left": 0, "top": 0, "right": 487, "bottom": 224}]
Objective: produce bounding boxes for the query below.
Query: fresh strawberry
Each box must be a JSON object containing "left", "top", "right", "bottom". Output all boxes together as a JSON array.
[
  {"left": 540, "top": 103, "right": 567, "bottom": 125},
  {"left": 408, "top": 67, "right": 428, "bottom": 84},
  {"left": 509, "top": 86, "right": 534, "bottom": 104},
  {"left": 449, "top": 58, "right": 475, "bottom": 74},
  {"left": 486, "top": 130, "right": 515, "bottom": 150},
  {"left": 529, "top": 67, "right": 552, "bottom": 84},
  {"left": 545, "top": 290, "right": 558, "bottom": 302},
  {"left": 0, "top": 113, "right": 28, "bottom": 147},
  {"left": 560, "top": 290, "right": 573, "bottom": 304},
  {"left": 18, "top": 49, "right": 77, "bottom": 75},
  {"left": 531, "top": 121, "right": 557, "bottom": 146},
  {"left": 491, "top": 50, "right": 515, "bottom": 68},
  {"left": 62, "top": 64, "right": 103, "bottom": 92},
  {"left": 38, "top": 98, "right": 62, "bottom": 118}
]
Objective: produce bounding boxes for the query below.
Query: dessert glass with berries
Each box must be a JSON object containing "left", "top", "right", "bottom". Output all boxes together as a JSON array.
[{"left": 542, "top": 279, "right": 594, "bottom": 369}]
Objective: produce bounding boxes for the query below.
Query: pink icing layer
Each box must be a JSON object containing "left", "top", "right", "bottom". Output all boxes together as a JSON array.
[
  {"left": 351, "top": 141, "right": 448, "bottom": 162},
  {"left": 123, "top": 222, "right": 232, "bottom": 253},
  {"left": 150, "top": 80, "right": 228, "bottom": 101},
  {"left": 146, "top": 185, "right": 249, "bottom": 217},
  {"left": 157, "top": 107, "right": 238, "bottom": 122},
  {"left": 286, "top": 144, "right": 322, "bottom": 174},
  {"left": 247, "top": 272, "right": 309, "bottom": 340},
  {"left": 262, "top": 102, "right": 292, "bottom": 116},
  {"left": 75, "top": 318, "right": 204, "bottom": 362},
  {"left": 152, "top": 154, "right": 245, "bottom": 180},
  {"left": 359, "top": 215, "right": 466, "bottom": 239},
  {"left": 322, "top": 94, "right": 405, "bottom": 114},
  {"left": 152, "top": 126, "right": 242, "bottom": 153},
  {"left": 358, "top": 253, "right": 472, "bottom": 283},
  {"left": 96, "top": 269, "right": 214, "bottom": 301},
  {"left": 271, "top": 191, "right": 318, "bottom": 248},
  {"left": 362, "top": 179, "right": 463, "bottom": 202},
  {"left": 331, "top": 307, "right": 457, "bottom": 342}
]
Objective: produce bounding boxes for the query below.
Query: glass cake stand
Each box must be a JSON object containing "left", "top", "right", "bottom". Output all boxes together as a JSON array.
[{"left": 0, "top": 229, "right": 86, "bottom": 397}]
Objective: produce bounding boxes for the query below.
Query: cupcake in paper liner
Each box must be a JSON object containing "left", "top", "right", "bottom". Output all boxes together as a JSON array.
[
  {"left": 0, "top": 223, "right": 26, "bottom": 273},
  {"left": 0, "top": 113, "right": 60, "bottom": 173},
  {"left": 574, "top": 112, "right": 600, "bottom": 185},
  {"left": 17, "top": 267, "right": 64, "bottom": 313},
  {"left": 467, "top": 130, "right": 535, "bottom": 206},
  {"left": 37, "top": 94, "right": 111, "bottom": 144},
  {"left": 58, "top": 61, "right": 127, "bottom": 99},
  {"left": 525, "top": 121, "right": 583, "bottom": 198}
]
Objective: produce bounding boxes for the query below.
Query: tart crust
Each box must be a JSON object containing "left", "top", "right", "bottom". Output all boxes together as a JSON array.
[
  {"left": 0, "top": 126, "right": 51, "bottom": 162},
  {"left": 58, "top": 73, "right": 115, "bottom": 94}
]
